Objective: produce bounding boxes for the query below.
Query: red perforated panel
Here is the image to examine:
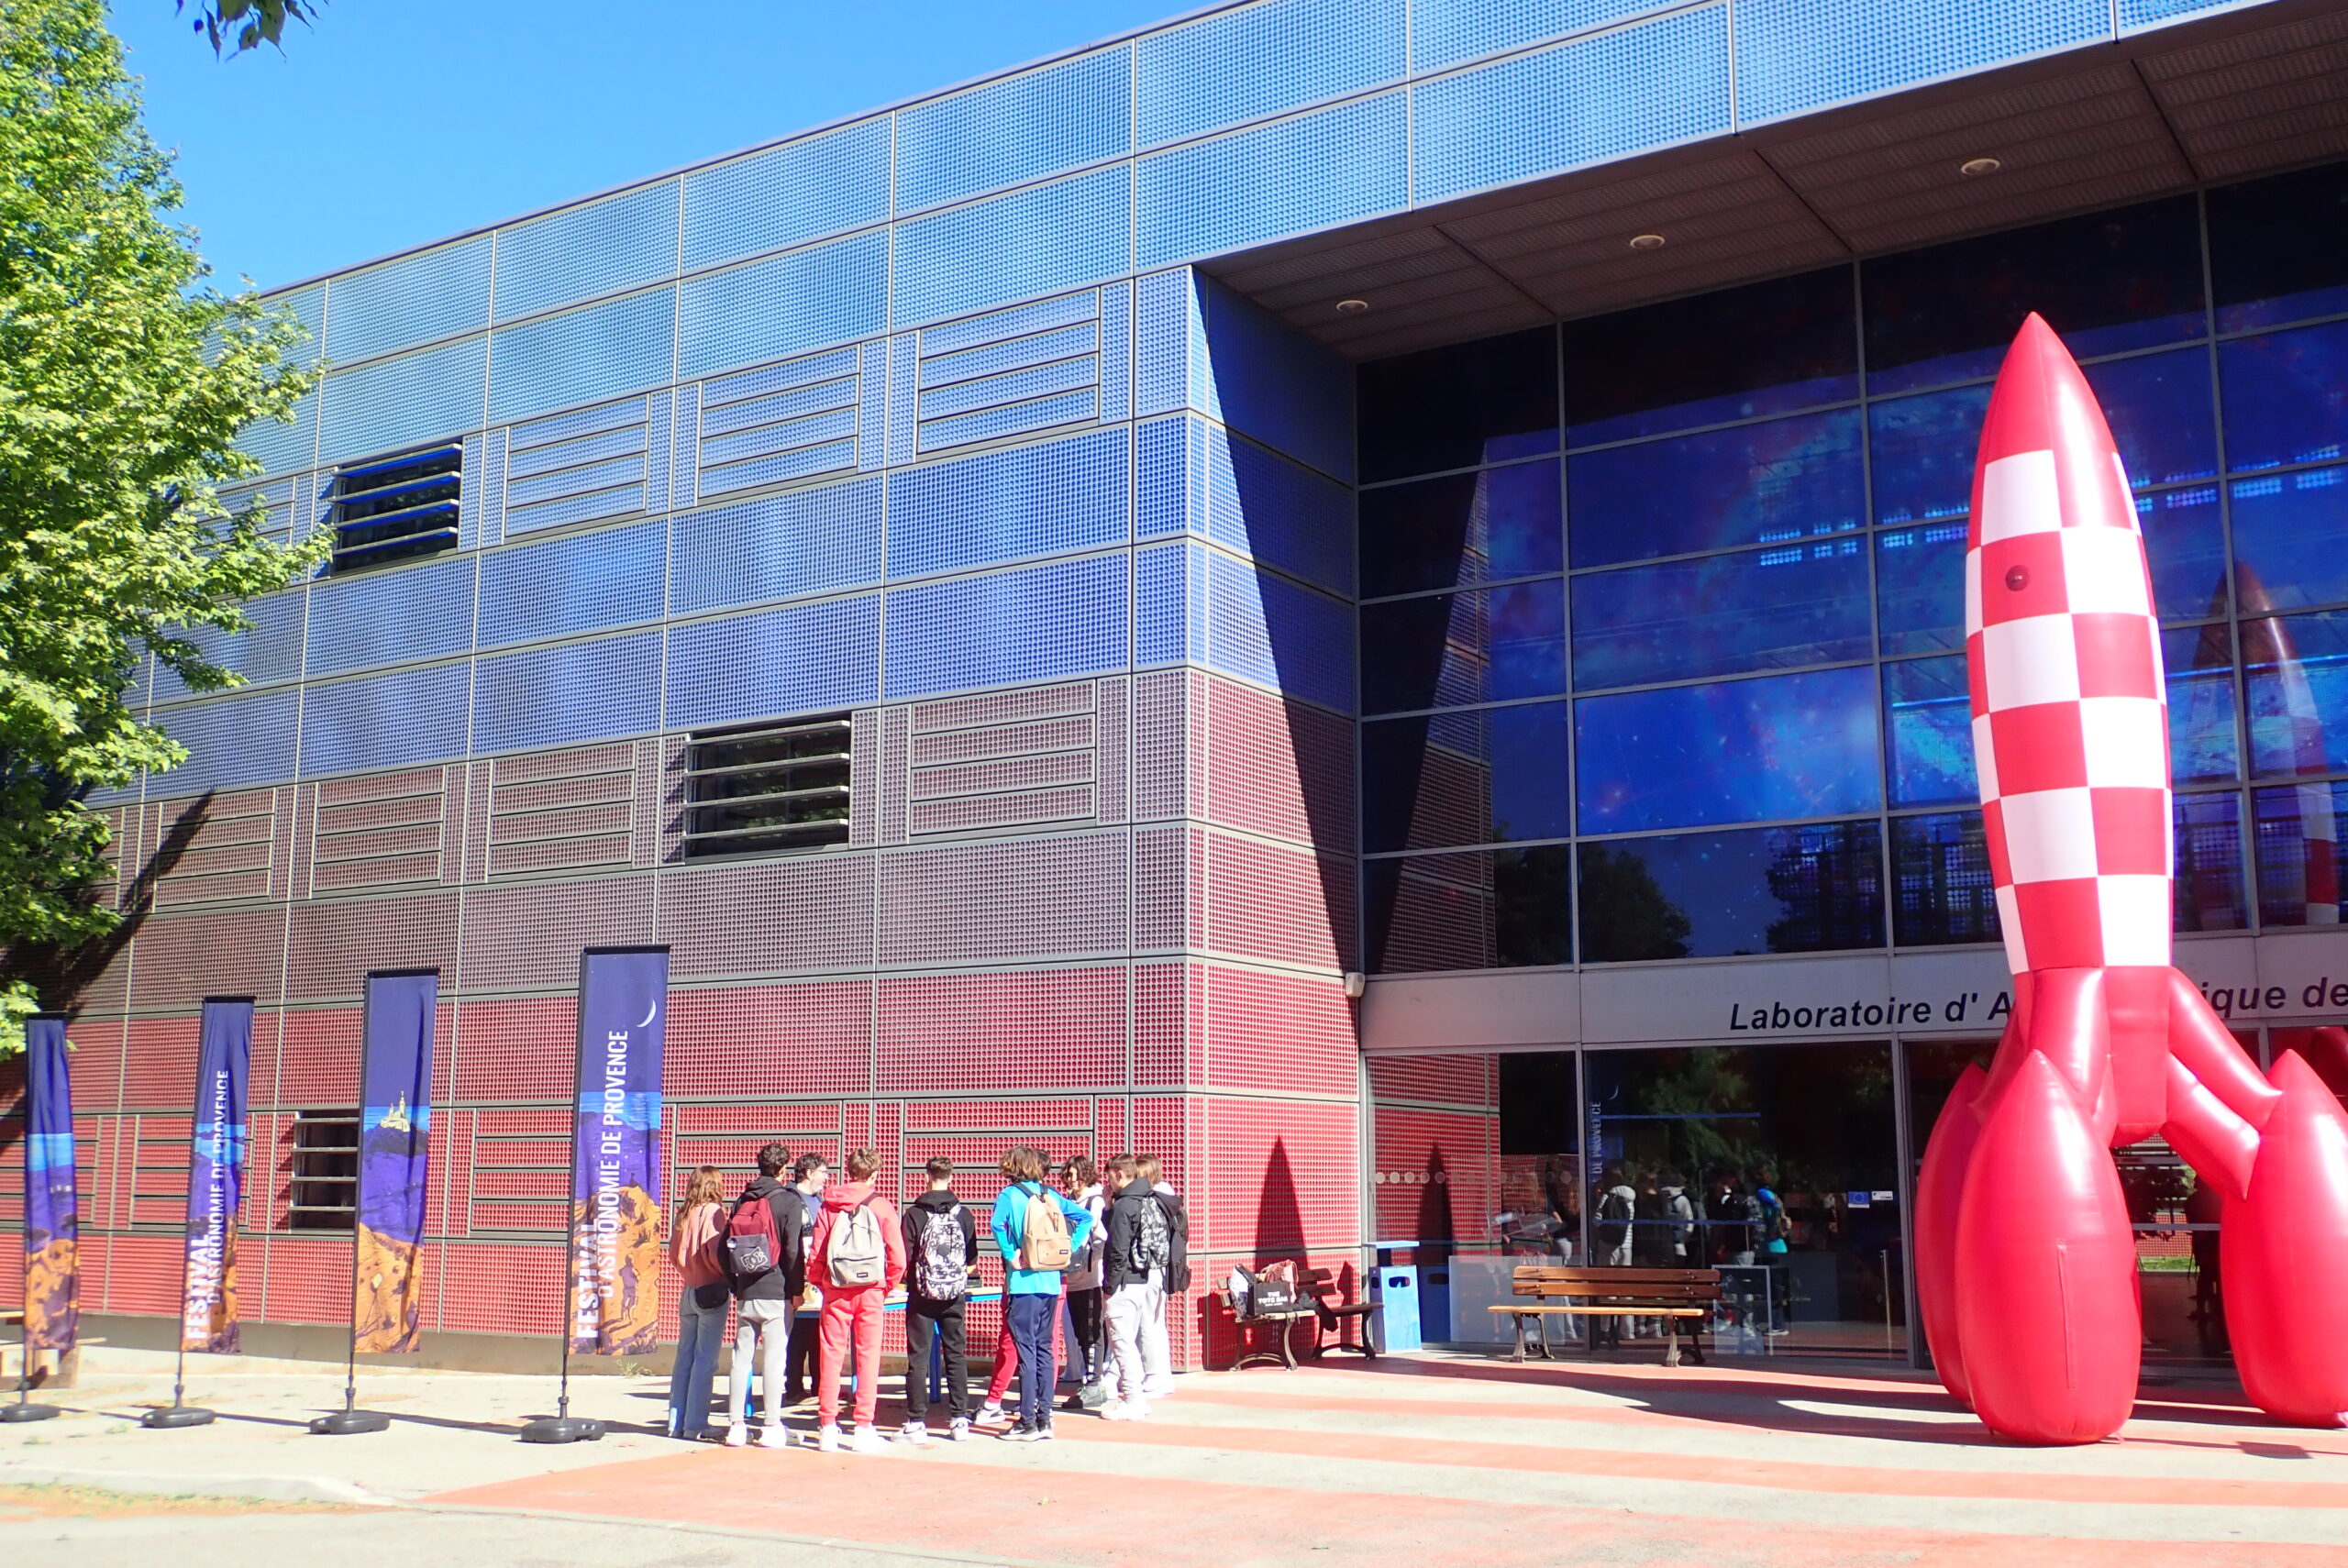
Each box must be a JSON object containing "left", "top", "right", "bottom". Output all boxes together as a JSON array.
[
  {"left": 1202, "top": 965, "right": 1357, "bottom": 1098},
  {"left": 273, "top": 1001, "right": 454, "bottom": 1109},
  {"left": 659, "top": 855, "right": 874, "bottom": 979},
  {"left": 436, "top": 1241, "right": 566, "bottom": 1335},
  {"left": 1133, "top": 960, "right": 1197, "bottom": 1089},
  {"left": 1096, "top": 676, "right": 1127, "bottom": 825},
  {"left": 259, "top": 1232, "right": 351, "bottom": 1325},
  {"left": 1132, "top": 825, "right": 1189, "bottom": 954},
  {"left": 1201, "top": 830, "right": 1355, "bottom": 972},
  {"left": 667, "top": 981, "right": 873, "bottom": 1097},
  {"left": 64, "top": 1017, "right": 127, "bottom": 1114},
  {"left": 878, "top": 834, "right": 1125, "bottom": 966},
  {"left": 911, "top": 681, "right": 1092, "bottom": 734},
  {"left": 1129, "top": 669, "right": 1189, "bottom": 821},
  {"left": 877, "top": 967, "right": 1124, "bottom": 1094},
  {"left": 458, "top": 874, "right": 652, "bottom": 992},
  {"left": 1199, "top": 674, "right": 1356, "bottom": 854},
  {"left": 120, "top": 1016, "right": 198, "bottom": 1110},
  {"left": 1370, "top": 1104, "right": 1497, "bottom": 1247},
  {"left": 1200, "top": 1096, "right": 1358, "bottom": 1255},
  {"left": 130, "top": 903, "right": 289, "bottom": 1010},
  {"left": 848, "top": 711, "right": 880, "bottom": 848},
  {"left": 450, "top": 995, "right": 575, "bottom": 1103},
  {"left": 1366, "top": 1053, "right": 1497, "bottom": 1108},
  {"left": 879, "top": 709, "right": 909, "bottom": 844},
  {"left": 284, "top": 889, "right": 458, "bottom": 1002}
]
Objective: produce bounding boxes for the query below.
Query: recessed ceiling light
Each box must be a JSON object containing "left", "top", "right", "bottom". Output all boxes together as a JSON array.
[
  {"left": 1960, "top": 156, "right": 2003, "bottom": 178},
  {"left": 1335, "top": 298, "right": 1369, "bottom": 315},
  {"left": 1628, "top": 233, "right": 1666, "bottom": 251}
]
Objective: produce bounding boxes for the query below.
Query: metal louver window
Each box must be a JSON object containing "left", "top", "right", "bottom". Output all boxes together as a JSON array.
[
  {"left": 328, "top": 442, "right": 461, "bottom": 571},
  {"left": 681, "top": 716, "right": 852, "bottom": 859},
  {"left": 288, "top": 1108, "right": 359, "bottom": 1231}
]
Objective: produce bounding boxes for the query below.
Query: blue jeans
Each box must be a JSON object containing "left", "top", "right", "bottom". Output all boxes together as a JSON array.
[
  {"left": 1006, "top": 1291, "right": 1058, "bottom": 1431},
  {"left": 667, "top": 1285, "right": 725, "bottom": 1438}
]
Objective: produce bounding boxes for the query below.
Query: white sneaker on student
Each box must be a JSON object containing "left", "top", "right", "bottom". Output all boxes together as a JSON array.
[
  {"left": 755, "top": 1423, "right": 790, "bottom": 1450},
  {"left": 723, "top": 1422, "right": 748, "bottom": 1448},
  {"left": 816, "top": 1423, "right": 843, "bottom": 1452},
  {"left": 947, "top": 1417, "right": 971, "bottom": 1442},
  {"left": 899, "top": 1420, "right": 932, "bottom": 1448},
  {"left": 1103, "top": 1398, "right": 1150, "bottom": 1421},
  {"left": 852, "top": 1424, "right": 887, "bottom": 1455},
  {"left": 976, "top": 1401, "right": 1008, "bottom": 1428}
]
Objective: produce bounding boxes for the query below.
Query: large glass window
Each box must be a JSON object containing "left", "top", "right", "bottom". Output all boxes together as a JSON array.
[
  {"left": 1357, "top": 327, "right": 1557, "bottom": 484},
  {"left": 2176, "top": 790, "right": 2248, "bottom": 932},
  {"left": 1364, "top": 846, "right": 1572, "bottom": 973},
  {"left": 2254, "top": 780, "right": 2348, "bottom": 926},
  {"left": 1889, "top": 812, "right": 1999, "bottom": 948},
  {"left": 1578, "top": 821, "right": 1882, "bottom": 962},
  {"left": 1567, "top": 409, "right": 1866, "bottom": 569},
  {"left": 2244, "top": 609, "right": 2348, "bottom": 778},
  {"left": 2230, "top": 467, "right": 2348, "bottom": 613},
  {"left": 2218, "top": 320, "right": 2348, "bottom": 472},
  {"left": 1358, "top": 459, "right": 1561, "bottom": 598},
  {"left": 2209, "top": 161, "right": 2348, "bottom": 333},
  {"left": 1883, "top": 657, "right": 1972, "bottom": 809},
  {"left": 1361, "top": 703, "right": 1570, "bottom": 853},
  {"left": 1571, "top": 543, "right": 1871, "bottom": 691},
  {"left": 1360, "top": 580, "right": 1566, "bottom": 714}
]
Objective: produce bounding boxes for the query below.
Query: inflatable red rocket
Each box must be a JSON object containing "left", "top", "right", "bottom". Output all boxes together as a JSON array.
[{"left": 1915, "top": 315, "right": 2348, "bottom": 1444}]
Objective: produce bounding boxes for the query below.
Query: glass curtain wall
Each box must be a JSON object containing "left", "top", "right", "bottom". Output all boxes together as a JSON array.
[{"left": 1360, "top": 160, "right": 2348, "bottom": 970}]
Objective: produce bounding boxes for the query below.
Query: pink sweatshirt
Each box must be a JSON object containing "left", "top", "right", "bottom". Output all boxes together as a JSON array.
[{"left": 670, "top": 1201, "right": 725, "bottom": 1289}]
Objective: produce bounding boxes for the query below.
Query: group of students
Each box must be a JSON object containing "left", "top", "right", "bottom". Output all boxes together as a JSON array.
[{"left": 666, "top": 1142, "right": 1191, "bottom": 1452}]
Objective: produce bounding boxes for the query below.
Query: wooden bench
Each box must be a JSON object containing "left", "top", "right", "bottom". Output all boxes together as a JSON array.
[
  {"left": 1218, "top": 1267, "right": 1381, "bottom": 1369},
  {"left": 1488, "top": 1266, "right": 1722, "bottom": 1366}
]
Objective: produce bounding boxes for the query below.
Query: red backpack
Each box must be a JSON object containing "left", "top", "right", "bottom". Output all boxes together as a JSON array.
[{"left": 724, "top": 1191, "right": 781, "bottom": 1277}]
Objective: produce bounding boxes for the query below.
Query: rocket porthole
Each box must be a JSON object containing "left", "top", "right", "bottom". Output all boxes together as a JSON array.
[{"left": 2005, "top": 566, "right": 2030, "bottom": 591}]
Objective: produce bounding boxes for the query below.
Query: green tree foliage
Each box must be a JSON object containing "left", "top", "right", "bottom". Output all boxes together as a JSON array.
[
  {"left": 1, "top": 0, "right": 323, "bottom": 1048},
  {"left": 179, "top": 0, "right": 317, "bottom": 56}
]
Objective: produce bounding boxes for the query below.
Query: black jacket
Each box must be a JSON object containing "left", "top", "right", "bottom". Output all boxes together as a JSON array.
[
  {"left": 1103, "top": 1182, "right": 1191, "bottom": 1293},
  {"left": 901, "top": 1187, "right": 979, "bottom": 1300},
  {"left": 724, "top": 1176, "right": 807, "bottom": 1302}
]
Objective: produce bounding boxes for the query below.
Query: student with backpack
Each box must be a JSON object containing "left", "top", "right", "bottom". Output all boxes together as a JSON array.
[
  {"left": 720, "top": 1143, "right": 808, "bottom": 1449},
  {"left": 806, "top": 1148, "right": 905, "bottom": 1453},
  {"left": 899, "top": 1155, "right": 978, "bottom": 1445},
  {"left": 666, "top": 1165, "right": 729, "bottom": 1441},
  {"left": 1100, "top": 1154, "right": 1157, "bottom": 1419},
  {"left": 988, "top": 1144, "right": 1094, "bottom": 1441},
  {"left": 782, "top": 1152, "right": 827, "bottom": 1405},
  {"left": 1059, "top": 1157, "right": 1108, "bottom": 1408},
  {"left": 1133, "top": 1154, "right": 1190, "bottom": 1401}
]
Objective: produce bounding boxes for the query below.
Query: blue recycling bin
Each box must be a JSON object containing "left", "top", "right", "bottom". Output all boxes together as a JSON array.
[{"left": 1374, "top": 1265, "right": 1422, "bottom": 1353}]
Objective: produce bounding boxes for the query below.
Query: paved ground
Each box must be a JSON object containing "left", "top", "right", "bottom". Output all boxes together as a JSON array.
[{"left": 1, "top": 1345, "right": 2342, "bottom": 1565}]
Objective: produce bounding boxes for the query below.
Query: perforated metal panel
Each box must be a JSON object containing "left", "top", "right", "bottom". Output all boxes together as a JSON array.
[
  {"left": 149, "top": 688, "right": 300, "bottom": 796},
  {"left": 877, "top": 967, "right": 1127, "bottom": 1093},
  {"left": 1098, "top": 281, "right": 1134, "bottom": 424},
  {"left": 1188, "top": 278, "right": 1354, "bottom": 484},
  {"left": 877, "top": 834, "right": 1128, "bottom": 966},
  {"left": 317, "top": 336, "right": 486, "bottom": 467},
  {"left": 296, "top": 662, "right": 473, "bottom": 778},
  {"left": 488, "top": 287, "right": 677, "bottom": 428},
  {"left": 1415, "top": 0, "right": 1689, "bottom": 72},
  {"left": 891, "top": 165, "right": 1132, "bottom": 331},
  {"left": 458, "top": 874, "right": 654, "bottom": 993},
  {"left": 478, "top": 520, "right": 664, "bottom": 648},
  {"left": 1140, "top": 414, "right": 1354, "bottom": 595},
  {"left": 658, "top": 856, "right": 877, "bottom": 978},
  {"left": 663, "top": 594, "right": 881, "bottom": 729},
  {"left": 1202, "top": 966, "right": 1357, "bottom": 1097},
  {"left": 1200, "top": 673, "right": 1355, "bottom": 851},
  {"left": 324, "top": 236, "right": 493, "bottom": 368},
  {"left": 1202, "top": 547, "right": 1351, "bottom": 712},
  {"left": 236, "top": 386, "right": 318, "bottom": 480},
  {"left": 896, "top": 46, "right": 1133, "bottom": 215},
  {"left": 678, "top": 229, "right": 888, "bottom": 381},
  {"left": 271, "top": 282, "right": 327, "bottom": 371},
  {"left": 1413, "top": 6, "right": 1730, "bottom": 204},
  {"left": 681, "top": 117, "right": 891, "bottom": 273},
  {"left": 919, "top": 386, "right": 1097, "bottom": 455},
  {"left": 305, "top": 556, "right": 476, "bottom": 678},
  {"left": 857, "top": 340, "right": 890, "bottom": 471},
  {"left": 2118, "top": 0, "right": 2261, "bottom": 30},
  {"left": 1135, "top": 271, "right": 1192, "bottom": 419},
  {"left": 1137, "top": 90, "right": 1409, "bottom": 270},
  {"left": 665, "top": 982, "right": 875, "bottom": 1096},
  {"left": 149, "top": 587, "right": 306, "bottom": 703},
  {"left": 887, "top": 426, "right": 1129, "bottom": 580},
  {"left": 1136, "top": 0, "right": 1406, "bottom": 149},
  {"left": 1735, "top": 0, "right": 2108, "bottom": 127},
  {"left": 492, "top": 180, "right": 679, "bottom": 325},
  {"left": 883, "top": 552, "right": 1130, "bottom": 701},
  {"left": 668, "top": 477, "right": 883, "bottom": 616}
]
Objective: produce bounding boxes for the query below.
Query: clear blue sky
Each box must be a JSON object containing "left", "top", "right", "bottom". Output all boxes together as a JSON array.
[{"left": 114, "top": 0, "right": 1180, "bottom": 292}]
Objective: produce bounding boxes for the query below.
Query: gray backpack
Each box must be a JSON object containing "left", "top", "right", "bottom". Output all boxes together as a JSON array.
[{"left": 828, "top": 1199, "right": 886, "bottom": 1287}]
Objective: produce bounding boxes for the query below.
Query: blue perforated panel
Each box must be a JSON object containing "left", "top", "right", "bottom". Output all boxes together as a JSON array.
[
  {"left": 700, "top": 404, "right": 857, "bottom": 466},
  {"left": 324, "top": 237, "right": 493, "bottom": 367},
  {"left": 1191, "top": 277, "right": 1354, "bottom": 483},
  {"left": 1202, "top": 547, "right": 1352, "bottom": 712},
  {"left": 681, "top": 117, "right": 892, "bottom": 272},
  {"left": 1143, "top": 414, "right": 1355, "bottom": 596},
  {"left": 1136, "top": 0, "right": 1406, "bottom": 149},
  {"left": 489, "top": 287, "right": 677, "bottom": 427},
  {"left": 919, "top": 354, "right": 1098, "bottom": 422},
  {"left": 149, "top": 589, "right": 308, "bottom": 704},
  {"left": 892, "top": 165, "right": 1132, "bottom": 330},
  {"left": 1137, "top": 415, "right": 1196, "bottom": 540},
  {"left": 670, "top": 478, "right": 883, "bottom": 616},
  {"left": 298, "top": 662, "right": 473, "bottom": 778},
  {"left": 506, "top": 449, "right": 645, "bottom": 506},
  {"left": 152, "top": 688, "right": 301, "bottom": 795},
  {"left": 700, "top": 378, "right": 857, "bottom": 442},
  {"left": 479, "top": 429, "right": 509, "bottom": 545},
  {"left": 921, "top": 321, "right": 1097, "bottom": 391},
  {"left": 703, "top": 346, "right": 858, "bottom": 409},
  {"left": 919, "top": 390, "right": 1098, "bottom": 453},
  {"left": 509, "top": 395, "right": 645, "bottom": 453},
  {"left": 665, "top": 595, "right": 881, "bottom": 728},
  {"left": 458, "top": 433, "right": 485, "bottom": 548},
  {"left": 2118, "top": 0, "right": 2260, "bottom": 32},
  {"left": 886, "top": 335, "right": 919, "bottom": 467},
  {"left": 882, "top": 552, "right": 1129, "bottom": 701},
  {"left": 1411, "top": 0, "right": 1685, "bottom": 73},
  {"left": 236, "top": 386, "right": 317, "bottom": 477},
  {"left": 1134, "top": 540, "right": 1201, "bottom": 668},
  {"left": 920, "top": 290, "right": 1098, "bottom": 358},
  {"left": 679, "top": 229, "right": 888, "bottom": 381},
  {"left": 493, "top": 180, "right": 680, "bottom": 324},
  {"left": 271, "top": 283, "right": 326, "bottom": 371},
  {"left": 1735, "top": 0, "right": 2107, "bottom": 127},
  {"left": 1099, "top": 281, "right": 1133, "bottom": 424},
  {"left": 895, "top": 45, "right": 1134, "bottom": 215},
  {"left": 472, "top": 630, "right": 661, "bottom": 755},
  {"left": 1135, "top": 271, "right": 1192, "bottom": 419},
  {"left": 1138, "top": 90, "right": 1408, "bottom": 270},
  {"left": 305, "top": 556, "right": 477, "bottom": 678},
  {"left": 1412, "top": 5, "right": 1730, "bottom": 204},
  {"left": 698, "top": 440, "right": 858, "bottom": 497},
  {"left": 317, "top": 336, "right": 486, "bottom": 465},
  {"left": 477, "top": 519, "right": 664, "bottom": 649},
  {"left": 858, "top": 340, "right": 890, "bottom": 471},
  {"left": 886, "top": 426, "right": 1130, "bottom": 580}
]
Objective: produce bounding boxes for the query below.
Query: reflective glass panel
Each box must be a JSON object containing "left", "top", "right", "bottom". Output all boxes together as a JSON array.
[
  {"left": 1889, "top": 812, "right": 2000, "bottom": 947},
  {"left": 1361, "top": 701, "right": 1571, "bottom": 853},
  {"left": 2175, "top": 790, "right": 2247, "bottom": 933},
  {"left": 1364, "top": 845, "right": 1573, "bottom": 972},
  {"left": 1357, "top": 327, "right": 1558, "bottom": 484},
  {"left": 1869, "top": 384, "right": 1989, "bottom": 527},
  {"left": 2254, "top": 780, "right": 2348, "bottom": 927},
  {"left": 1360, "top": 580, "right": 1567, "bottom": 713},
  {"left": 2140, "top": 486, "right": 2230, "bottom": 623},
  {"left": 2243, "top": 610, "right": 2348, "bottom": 778},
  {"left": 1567, "top": 410, "right": 1865, "bottom": 569},
  {"left": 2083, "top": 348, "right": 2219, "bottom": 488},
  {"left": 1358, "top": 458, "right": 1561, "bottom": 599},
  {"left": 2230, "top": 467, "right": 2348, "bottom": 613},
  {"left": 1571, "top": 541, "right": 1870, "bottom": 691},
  {"left": 1578, "top": 821, "right": 1882, "bottom": 962},
  {"left": 1561, "top": 268, "right": 1859, "bottom": 447},
  {"left": 1575, "top": 667, "right": 1882, "bottom": 834},
  {"left": 1584, "top": 1043, "right": 1901, "bottom": 1358},
  {"left": 2219, "top": 321, "right": 2348, "bottom": 471},
  {"left": 2210, "top": 162, "right": 2348, "bottom": 333},
  {"left": 1874, "top": 523, "right": 1968, "bottom": 657},
  {"left": 1884, "top": 657, "right": 1973, "bottom": 807},
  {"left": 2165, "top": 624, "right": 2241, "bottom": 784},
  {"left": 1863, "top": 196, "right": 2204, "bottom": 394}
]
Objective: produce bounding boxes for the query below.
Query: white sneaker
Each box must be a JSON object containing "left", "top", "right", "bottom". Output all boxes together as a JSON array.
[
  {"left": 852, "top": 1424, "right": 887, "bottom": 1454},
  {"left": 899, "top": 1421, "right": 932, "bottom": 1448},
  {"left": 976, "top": 1401, "right": 1008, "bottom": 1428},
  {"left": 947, "top": 1417, "right": 971, "bottom": 1442},
  {"left": 723, "top": 1422, "right": 748, "bottom": 1447},
  {"left": 1103, "top": 1398, "right": 1150, "bottom": 1421},
  {"left": 816, "top": 1423, "right": 843, "bottom": 1452},
  {"left": 1142, "top": 1384, "right": 1174, "bottom": 1399},
  {"left": 755, "top": 1423, "right": 790, "bottom": 1450}
]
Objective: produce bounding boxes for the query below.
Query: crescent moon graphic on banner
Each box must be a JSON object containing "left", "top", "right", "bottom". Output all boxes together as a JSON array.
[{"left": 637, "top": 997, "right": 659, "bottom": 1029}]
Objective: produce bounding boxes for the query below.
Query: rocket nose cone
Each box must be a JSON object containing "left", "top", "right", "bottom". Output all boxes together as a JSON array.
[{"left": 1976, "top": 312, "right": 2123, "bottom": 490}]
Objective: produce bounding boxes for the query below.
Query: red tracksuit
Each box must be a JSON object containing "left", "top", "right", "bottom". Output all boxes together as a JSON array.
[{"left": 807, "top": 1179, "right": 906, "bottom": 1428}]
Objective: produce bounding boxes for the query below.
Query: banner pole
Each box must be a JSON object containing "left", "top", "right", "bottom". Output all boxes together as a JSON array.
[
  {"left": 523, "top": 948, "right": 605, "bottom": 1444},
  {"left": 148, "top": 1000, "right": 243, "bottom": 1430},
  {"left": 313, "top": 982, "right": 393, "bottom": 1435}
]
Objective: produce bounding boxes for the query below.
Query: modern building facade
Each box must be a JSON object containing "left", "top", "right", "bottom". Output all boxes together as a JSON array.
[{"left": 8, "top": 0, "right": 2348, "bottom": 1373}]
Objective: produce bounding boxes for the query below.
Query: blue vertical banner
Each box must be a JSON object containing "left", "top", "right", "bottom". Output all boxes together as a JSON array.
[
  {"left": 21, "top": 1015, "right": 77, "bottom": 1353},
  {"left": 568, "top": 947, "right": 668, "bottom": 1356},
  {"left": 182, "top": 999, "right": 252, "bottom": 1354},
  {"left": 354, "top": 971, "right": 437, "bottom": 1355}
]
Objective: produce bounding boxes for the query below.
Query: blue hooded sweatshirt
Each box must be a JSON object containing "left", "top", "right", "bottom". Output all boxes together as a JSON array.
[{"left": 991, "top": 1181, "right": 1097, "bottom": 1296}]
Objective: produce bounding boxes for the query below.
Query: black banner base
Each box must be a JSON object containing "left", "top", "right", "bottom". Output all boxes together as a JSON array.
[
  {"left": 309, "top": 1408, "right": 390, "bottom": 1435},
  {"left": 519, "top": 1416, "right": 606, "bottom": 1444},
  {"left": 142, "top": 1406, "right": 216, "bottom": 1429},
  {"left": 0, "top": 1403, "right": 61, "bottom": 1424}
]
